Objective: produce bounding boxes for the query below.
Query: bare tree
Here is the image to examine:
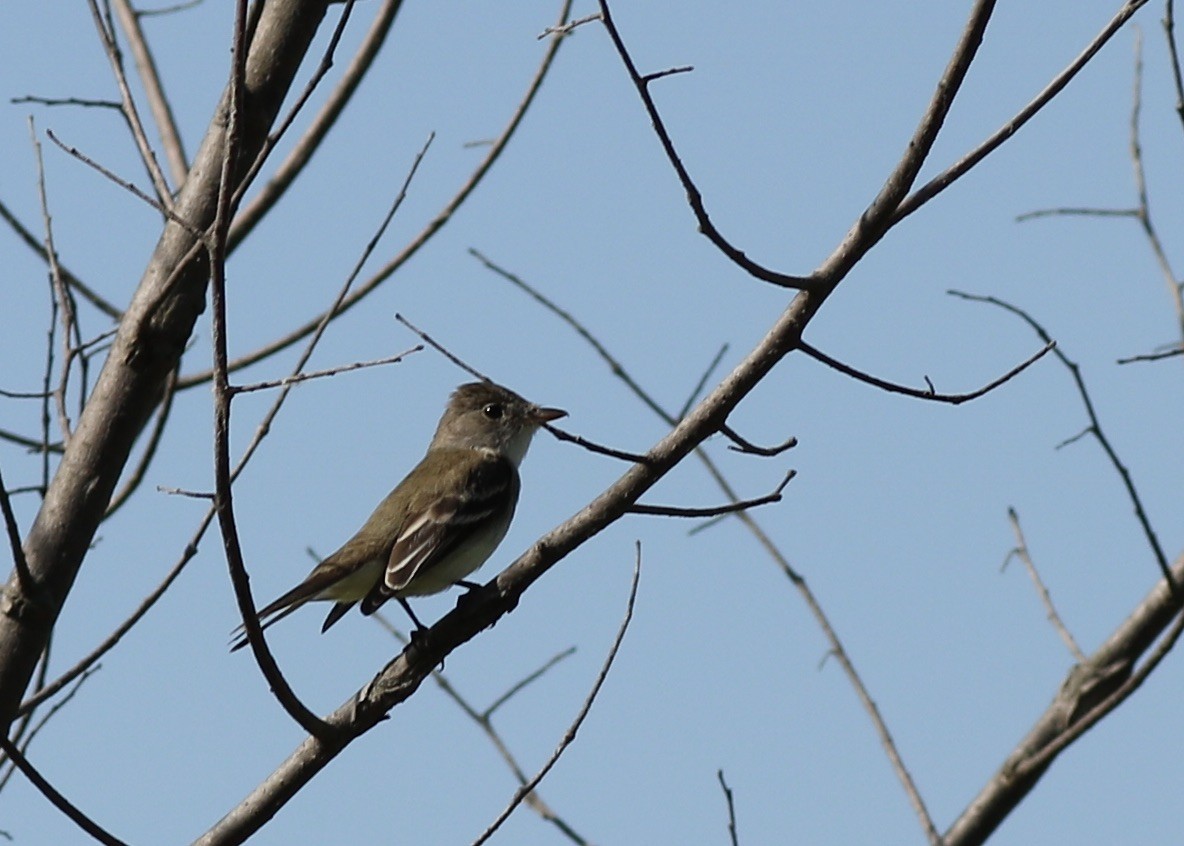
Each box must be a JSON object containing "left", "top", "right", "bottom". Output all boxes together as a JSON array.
[{"left": 1, "top": 1, "right": 1180, "bottom": 843}]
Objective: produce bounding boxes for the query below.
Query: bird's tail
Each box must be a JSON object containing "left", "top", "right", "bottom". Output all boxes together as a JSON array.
[{"left": 228, "top": 581, "right": 324, "bottom": 652}]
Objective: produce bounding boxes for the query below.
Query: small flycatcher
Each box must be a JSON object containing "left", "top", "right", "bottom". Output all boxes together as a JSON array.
[{"left": 231, "top": 381, "right": 565, "bottom": 650}]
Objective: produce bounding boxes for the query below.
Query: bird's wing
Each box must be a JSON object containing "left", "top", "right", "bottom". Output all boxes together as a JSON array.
[{"left": 360, "top": 454, "right": 516, "bottom": 614}]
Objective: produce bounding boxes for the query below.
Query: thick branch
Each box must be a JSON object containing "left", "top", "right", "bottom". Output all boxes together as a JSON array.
[{"left": 0, "top": 0, "right": 335, "bottom": 732}]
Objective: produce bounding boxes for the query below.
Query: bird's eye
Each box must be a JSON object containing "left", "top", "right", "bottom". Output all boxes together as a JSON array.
[{"left": 482, "top": 403, "right": 504, "bottom": 420}]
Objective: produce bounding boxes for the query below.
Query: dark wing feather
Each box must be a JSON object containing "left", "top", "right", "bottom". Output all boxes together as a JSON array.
[{"left": 360, "top": 454, "right": 515, "bottom": 615}]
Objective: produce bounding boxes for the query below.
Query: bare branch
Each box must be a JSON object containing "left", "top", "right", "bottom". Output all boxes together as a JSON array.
[
  {"left": 0, "top": 467, "right": 32, "bottom": 595},
  {"left": 1003, "top": 508, "right": 1086, "bottom": 662},
  {"left": 471, "top": 545, "right": 640, "bottom": 846},
  {"left": 85, "top": 0, "right": 175, "bottom": 205},
  {"left": 207, "top": 0, "right": 335, "bottom": 742},
  {"left": 945, "top": 556, "right": 1184, "bottom": 843},
  {"left": 628, "top": 469, "right": 794, "bottom": 518},
  {"left": 0, "top": 198, "right": 121, "bottom": 319},
  {"left": 950, "top": 290, "right": 1175, "bottom": 594},
  {"left": 230, "top": 347, "right": 421, "bottom": 395},
  {"left": 596, "top": 1, "right": 811, "bottom": 290},
  {"left": 112, "top": 0, "right": 189, "bottom": 185},
  {"left": 894, "top": 0, "right": 1150, "bottom": 225},
  {"left": 717, "top": 770, "right": 740, "bottom": 846},
  {"left": 718, "top": 425, "right": 797, "bottom": 457},
  {"left": 798, "top": 338, "right": 1055, "bottom": 405},
  {"left": 0, "top": 737, "right": 127, "bottom": 846},
  {"left": 179, "top": 0, "right": 574, "bottom": 389},
  {"left": 373, "top": 615, "right": 588, "bottom": 844},
  {"left": 486, "top": 256, "right": 943, "bottom": 843}
]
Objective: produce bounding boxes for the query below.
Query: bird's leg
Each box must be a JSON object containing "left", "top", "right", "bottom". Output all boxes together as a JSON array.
[
  {"left": 397, "top": 597, "right": 430, "bottom": 647},
  {"left": 454, "top": 580, "right": 481, "bottom": 591}
]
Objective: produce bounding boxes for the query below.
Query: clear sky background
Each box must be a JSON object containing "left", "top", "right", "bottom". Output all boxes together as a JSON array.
[{"left": 2, "top": 1, "right": 1183, "bottom": 844}]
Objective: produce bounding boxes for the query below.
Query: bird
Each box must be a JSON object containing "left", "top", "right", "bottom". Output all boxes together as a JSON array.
[{"left": 230, "top": 381, "right": 566, "bottom": 650}]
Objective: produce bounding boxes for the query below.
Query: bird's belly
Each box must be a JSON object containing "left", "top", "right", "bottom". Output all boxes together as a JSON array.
[{"left": 400, "top": 519, "right": 509, "bottom": 596}]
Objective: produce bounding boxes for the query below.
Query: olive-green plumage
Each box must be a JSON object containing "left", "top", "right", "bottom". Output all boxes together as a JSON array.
[{"left": 231, "top": 382, "right": 565, "bottom": 650}]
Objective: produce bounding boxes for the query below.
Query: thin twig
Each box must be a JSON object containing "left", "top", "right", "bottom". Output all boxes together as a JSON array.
[
  {"left": 1117, "top": 345, "right": 1184, "bottom": 364},
  {"left": 717, "top": 425, "right": 797, "bottom": 457},
  {"left": 483, "top": 648, "right": 578, "bottom": 720},
  {"left": 949, "top": 289, "right": 1176, "bottom": 594},
  {"left": 717, "top": 770, "right": 740, "bottom": 846},
  {"left": 180, "top": 0, "right": 575, "bottom": 390},
  {"left": 538, "top": 10, "right": 600, "bottom": 39},
  {"left": 0, "top": 737, "right": 127, "bottom": 846},
  {"left": 893, "top": 0, "right": 1150, "bottom": 225},
  {"left": 0, "top": 466, "right": 33, "bottom": 593},
  {"left": 471, "top": 544, "right": 641, "bottom": 846},
  {"left": 112, "top": 0, "right": 189, "bottom": 185},
  {"left": 678, "top": 343, "right": 729, "bottom": 421},
  {"left": 596, "top": 1, "right": 810, "bottom": 290},
  {"left": 543, "top": 425, "right": 651, "bottom": 464},
  {"left": 10, "top": 96, "right": 122, "bottom": 110},
  {"left": 44, "top": 129, "right": 200, "bottom": 237},
  {"left": 30, "top": 118, "right": 80, "bottom": 449},
  {"left": 85, "top": 0, "right": 174, "bottom": 205},
  {"left": 798, "top": 338, "right": 1056, "bottom": 405},
  {"left": 231, "top": 347, "right": 421, "bottom": 395},
  {"left": 1127, "top": 29, "right": 1184, "bottom": 342},
  {"left": 372, "top": 615, "right": 589, "bottom": 844},
  {"left": 1003, "top": 508, "right": 1086, "bottom": 662},
  {"left": 0, "top": 199, "right": 121, "bottom": 319},
  {"left": 1165, "top": 0, "right": 1184, "bottom": 133},
  {"left": 628, "top": 470, "right": 794, "bottom": 518}
]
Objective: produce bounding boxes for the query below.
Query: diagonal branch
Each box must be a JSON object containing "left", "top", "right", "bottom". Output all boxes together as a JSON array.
[
  {"left": 893, "top": 0, "right": 1150, "bottom": 226},
  {"left": 950, "top": 289, "right": 1174, "bottom": 591},
  {"left": 112, "top": 0, "right": 189, "bottom": 185},
  {"left": 471, "top": 545, "right": 640, "bottom": 846},
  {"left": 175, "top": 0, "right": 574, "bottom": 389}
]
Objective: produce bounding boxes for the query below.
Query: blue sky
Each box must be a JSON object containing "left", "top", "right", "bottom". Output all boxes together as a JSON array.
[{"left": 2, "top": 2, "right": 1183, "bottom": 844}]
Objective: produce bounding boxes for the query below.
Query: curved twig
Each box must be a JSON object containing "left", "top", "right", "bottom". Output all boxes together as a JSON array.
[
  {"left": 177, "top": 0, "right": 575, "bottom": 389},
  {"left": 470, "top": 544, "right": 640, "bottom": 846},
  {"left": 629, "top": 469, "right": 794, "bottom": 517},
  {"left": 0, "top": 737, "right": 127, "bottom": 846},
  {"left": 596, "top": 1, "right": 810, "bottom": 290},
  {"left": 718, "top": 425, "right": 797, "bottom": 457},
  {"left": 798, "top": 338, "right": 1055, "bottom": 404},
  {"left": 950, "top": 289, "right": 1175, "bottom": 593}
]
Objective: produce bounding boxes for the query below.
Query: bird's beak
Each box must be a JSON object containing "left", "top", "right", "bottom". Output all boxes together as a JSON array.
[{"left": 530, "top": 405, "right": 567, "bottom": 424}]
